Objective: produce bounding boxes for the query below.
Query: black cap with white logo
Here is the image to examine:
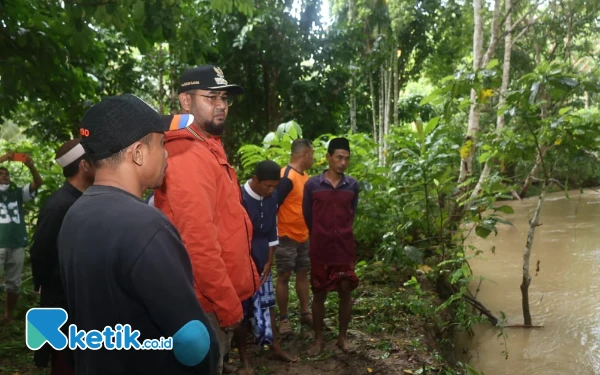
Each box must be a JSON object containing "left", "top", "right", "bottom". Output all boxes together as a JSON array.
[{"left": 178, "top": 65, "right": 244, "bottom": 95}]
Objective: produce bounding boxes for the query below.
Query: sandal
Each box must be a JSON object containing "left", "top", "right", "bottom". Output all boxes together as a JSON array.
[{"left": 279, "top": 318, "right": 293, "bottom": 335}]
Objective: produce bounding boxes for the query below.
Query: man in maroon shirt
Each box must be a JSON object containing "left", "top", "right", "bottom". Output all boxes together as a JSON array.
[{"left": 302, "top": 137, "right": 360, "bottom": 356}]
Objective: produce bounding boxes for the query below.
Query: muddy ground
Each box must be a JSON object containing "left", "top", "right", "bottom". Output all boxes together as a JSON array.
[
  {"left": 227, "top": 317, "right": 446, "bottom": 375},
  {"left": 0, "top": 263, "right": 463, "bottom": 375}
]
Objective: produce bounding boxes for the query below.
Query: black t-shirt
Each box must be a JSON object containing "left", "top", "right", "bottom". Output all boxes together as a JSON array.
[
  {"left": 30, "top": 181, "right": 82, "bottom": 308},
  {"left": 58, "top": 185, "right": 219, "bottom": 374}
]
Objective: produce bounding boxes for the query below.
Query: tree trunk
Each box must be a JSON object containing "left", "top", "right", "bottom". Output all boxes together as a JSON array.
[
  {"left": 159, "top": 71, "right": 164, "bottom": 114},
  {"left": 521, "top": 179, "right": 546, "bottom": 326},
  {"left": 168, "top": 45, "right": 178, "bottom": 114},
  {"left": 348, "top": 0, "right": 357, "bottom": 133},
  {"left": 383, "top": 54, "right": 393, "bottom": 165},
  {"left": 469, "top": 0, "right": 513, "bottom": 203},
  {"left": 534, "top": 41, "right": 541, "bottom": 64},
  {"left": 472, "top": 0, "right": 484, "bottom": 70},
  {"left": 370, "top": 75, "right": 378, "bottom": 143},
  {"left": 496, "top": 0, "right": 512, "bottom": 134},
  {"left": 158, "top": 44, "right": 164, "bottom": 114},
  {"left": 584, "top": 90, "right": 589, "bottom": 109},
  {"left": 270, "top": 68, "right": 281, "bottom": 130},
  {"left": 262, "top": 56, "right": 271, "bottom": 131},
  {"left": 481, "top": 0, "right": 502, "bottom": 68},
  {"left": 519, "top": 146, "right": 548, "bottom": 198},
  {"left": 458, "top": 0, "right": 501, "bottom": 185},
  {"left": 451, "top": 0, "right": 502, "bottom": 228},
  {"left": 458, "top": 92, "right": 480, "bottom": 184},
  {"left": 350, "top": 77, "right": 357, "bottom": 133},
  {"left": 378, "top": 67, "right": 385, "bottom": 165},
  {"left": 565, "top": 11, "right": 573, "bottom": 61},
  {"left": 457, "top": 0, "right": 484, "bottom": 186},
  {"left": 392, "top": 50, "right": 400, "bottom": 126}
]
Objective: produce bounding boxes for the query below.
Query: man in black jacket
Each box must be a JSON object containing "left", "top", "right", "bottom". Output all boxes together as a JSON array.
[
  {"left": 58, "top": 94, "right": 219, "bottom": 374},
  {"left": 30, "top": 138, "right": 95, "bottom": 374}
]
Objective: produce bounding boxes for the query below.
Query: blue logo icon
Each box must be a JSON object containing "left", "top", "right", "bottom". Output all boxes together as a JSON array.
[{"left": 26, "top": 308, "right": 69, "bottom": 350}]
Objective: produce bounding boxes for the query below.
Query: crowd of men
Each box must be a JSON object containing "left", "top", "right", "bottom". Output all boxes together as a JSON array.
[{"left": 0, "top": 65, "right": 360, "bottom": 375}]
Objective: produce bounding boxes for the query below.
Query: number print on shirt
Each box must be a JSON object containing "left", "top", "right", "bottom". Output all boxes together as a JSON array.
[{"left": 0, "top": 201, "right": 20, "bottom": 224}]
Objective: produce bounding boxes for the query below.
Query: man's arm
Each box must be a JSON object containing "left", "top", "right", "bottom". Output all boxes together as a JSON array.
[
  {"left": 130, "top": 224, "right": 217, "bottom": 369},
  {"left": 30, "top": 207, "right": 62, "bottom": 292},
  {"left": 276, "top": 177, "right": 293, "bottom": 207},
  {"left": 351, "top": 181, "right": 360, "bottom": 212},
  {"left": 156, "top": 144, "right": 242, "bottom": 328},
  {"left": 351, "top": 181, "right": 360, "bottom": 223},
  {"left": 261, "top": 205, "right": 279, "bottom": 282},
  {"left": 268, "top": 203, "right": 279, "bottom": 247},
  {"left": 302, "top": 182, "right": 313, "bottom": 232},
  {"left": 24, "top": 155, "right": 43, "bottom": 191}
]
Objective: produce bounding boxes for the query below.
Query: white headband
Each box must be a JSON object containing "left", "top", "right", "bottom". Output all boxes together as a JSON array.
[{"left": 56, "top": 144, "right": 86, "bottom": 168}]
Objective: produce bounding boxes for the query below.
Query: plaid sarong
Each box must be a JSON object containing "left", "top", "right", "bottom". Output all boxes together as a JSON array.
[{"left": 248, "top": 275, "right": 275, "bottom": 346}]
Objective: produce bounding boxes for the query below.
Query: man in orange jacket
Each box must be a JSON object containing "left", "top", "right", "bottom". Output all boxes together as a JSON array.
[{"left": 154, "top": 65, "right": 260, "bottom": 375}]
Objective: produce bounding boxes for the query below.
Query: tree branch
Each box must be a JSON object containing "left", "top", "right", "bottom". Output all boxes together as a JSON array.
[
  {"left": 463, "top": 294, "right": 499, "bottom": 326},
  {"left": 511, "top": 22, "right": 534, "bottom": 47},
  {"left": 481, "top": 0, "right": 502, "bottom": 67},
  {"left": 531, "top": 176, "right": 564, "bottom": 189}
]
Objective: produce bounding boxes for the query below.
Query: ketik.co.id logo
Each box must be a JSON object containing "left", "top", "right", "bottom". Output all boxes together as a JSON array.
[
  {"left": 26, "top": 308, "right": 173, "bottom": 351},
  {"left": 26, "top": 308, "right": 69, "bottom": 350}
]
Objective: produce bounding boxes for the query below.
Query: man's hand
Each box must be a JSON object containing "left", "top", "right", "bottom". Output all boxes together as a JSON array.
[
  {"left": 224, "top": 319, "right": 242, "bottom": 332},
  {"left": 0, "top": 151, "right": 14, "bottom": 162},
  {"left": 260, "top": 261, "right": 272, "bottom": 286}
]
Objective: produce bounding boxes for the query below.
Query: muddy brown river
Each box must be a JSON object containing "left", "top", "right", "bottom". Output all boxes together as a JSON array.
[{"left": 455, "top": 188, "right": 600, "bottom": 375}]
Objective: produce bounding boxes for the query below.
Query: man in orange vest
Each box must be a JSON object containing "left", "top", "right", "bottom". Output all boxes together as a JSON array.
[{"left": 275, "top": 139, "right": 314, "bottom": 335}]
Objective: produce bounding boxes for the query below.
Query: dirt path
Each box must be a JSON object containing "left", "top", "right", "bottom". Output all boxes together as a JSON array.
[{"left": 227, "top": 324, "right": 438, "bottom": 375}]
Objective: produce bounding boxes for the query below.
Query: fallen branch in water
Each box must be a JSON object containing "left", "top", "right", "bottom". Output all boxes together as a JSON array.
[
  {"left": 504, "top": 324, "right": 543, "bottom": 328},
  {"left": 437, "top": 277, "right": 499, "bottom": 326},
  {"left": 462, "top": 294, "right": 499, "bottom": 326},
  {"left": 531, "top": 176, "right": 564, "bottom": 189}
]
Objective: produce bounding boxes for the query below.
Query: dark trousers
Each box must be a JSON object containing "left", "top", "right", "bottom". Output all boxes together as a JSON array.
[
  {"left": 35, "top": 296, "right": 75, "bottom": 374},
  {"left": 51, "top": 349, "right": 75, "bottom": 375}
]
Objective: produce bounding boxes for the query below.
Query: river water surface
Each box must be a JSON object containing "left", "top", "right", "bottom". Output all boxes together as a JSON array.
[{"left": 456, "top": 189, "right": 600, "bottom": 375}]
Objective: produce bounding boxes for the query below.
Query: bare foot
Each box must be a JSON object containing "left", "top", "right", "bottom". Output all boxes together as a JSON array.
[
  {"left": 236, "top": 367, "right": 254, "bottom": 375},
  {"left": 307, "top": 340, "right": 324, "bottom": 357},
  {"left": 271, "top": 346, "right": 299, "bottom": 363},
  {"left": 223, "top": 363, "right": 237, "bottom": 374},
  {"left": 336, "top": 337, "right": 351, "bottom": 353}
]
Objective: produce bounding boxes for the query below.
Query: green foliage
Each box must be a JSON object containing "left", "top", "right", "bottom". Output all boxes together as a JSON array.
[
  {"left": 497, "top": 62, "right": 600, "bottom": 191},
  {"left": 238, "top": 121, "right": 303, "bottom": 178},
  {"left": 237, "top": 116, "right": 513, "bottom": 270},
  {"left": 0, "top": 0, "right": 256, "bottom": 146},
  {"left": 2, "top": 0, "right": 599, "bottom": 371},
  {"left": 238, "top": 120, "right": 494, "bottom": 340}
]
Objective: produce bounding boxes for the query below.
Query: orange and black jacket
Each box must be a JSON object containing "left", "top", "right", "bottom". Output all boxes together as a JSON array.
[{"left": 154, "top": 125, "right": 260, "bottom": 328}]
